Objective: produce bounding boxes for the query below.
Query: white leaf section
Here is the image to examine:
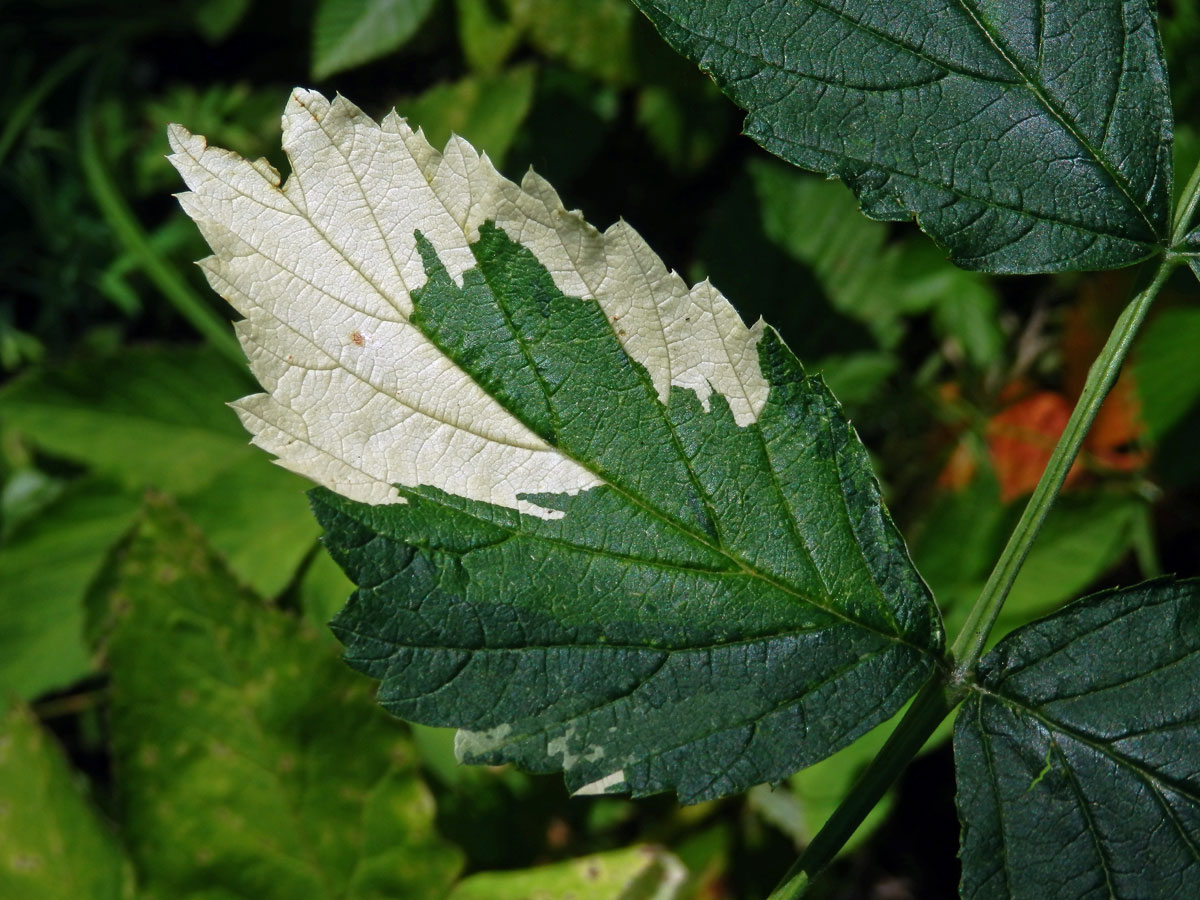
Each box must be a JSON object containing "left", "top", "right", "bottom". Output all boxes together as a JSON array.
[{"left": 169, "top": 88, "right": 767, "bottom": 517}]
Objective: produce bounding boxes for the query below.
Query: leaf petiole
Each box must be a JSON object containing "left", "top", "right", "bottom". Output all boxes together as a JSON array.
[
  {"left": 766, "top": 677, "right": 962, "bottom": 900},
  {"left": 946, "top": 254, "right": 1175, "bottom": 674}
]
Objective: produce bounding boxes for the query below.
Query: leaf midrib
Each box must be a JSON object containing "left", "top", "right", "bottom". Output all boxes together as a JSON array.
[{"left": 951, "top": 0, "right": 1158, "bottom": 238}]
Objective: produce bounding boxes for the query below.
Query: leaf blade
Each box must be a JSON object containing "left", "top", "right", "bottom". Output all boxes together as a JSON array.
[
  {"left": 955, "top": 579, "right": 1200, "bottom": 899},
  {"left": 170, "top": 88, "right": 944, "bottom": 803},
  {"left": 311, "top": 0, "right": 439, "bottom": 79},
  {"left": 0, "top": 705, "right": 134, "bottom": 900},
  {"left": 630, "top": 0, "right": 1173, "bottom": 274}
]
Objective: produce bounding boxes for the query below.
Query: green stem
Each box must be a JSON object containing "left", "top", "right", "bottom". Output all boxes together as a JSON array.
[
  {"left": 766, "top": 677, "right": 961, "bottom": 900},
  {"left": 1171, "top": 156, "right": 1200, "bottom": 246},
  {"left": 77, "top": 95, "right": 245, "bottom": 367}
]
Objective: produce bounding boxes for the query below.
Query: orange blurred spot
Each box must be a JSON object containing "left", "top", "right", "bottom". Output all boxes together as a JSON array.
[{"left": 985, "top": 391, "right": 1082, "bottom": 502}]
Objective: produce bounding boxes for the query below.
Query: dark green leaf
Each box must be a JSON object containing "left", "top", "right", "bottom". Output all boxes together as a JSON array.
[
  {"left": 631, "top": 0, "right": 1173, "bottom": 274},
  {"left": 955, "top": 578, "right": 1200, "bottom": 899}
]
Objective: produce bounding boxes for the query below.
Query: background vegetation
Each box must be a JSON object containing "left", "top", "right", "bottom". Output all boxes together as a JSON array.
[{"left": 3, "top": 1, "right": 1200, "bottom": 897}]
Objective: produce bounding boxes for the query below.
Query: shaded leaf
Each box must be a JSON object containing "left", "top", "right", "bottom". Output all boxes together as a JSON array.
[
  {"left": 955, "top": 578, "right": 1200, "bottom": 899},
  {"left": 747, "top": 158, "right": 1002, "bottom": 360},
  {"left": 456, "top": 0, "right": 521, "bottom": 73},
  {"left": 0, "top": 346, "right": 254, "bottom": 495},
  {"left": 506, "top": 0, "right": 635, "bottom": 84},
  {"left": 0, "top": 480, "right": 138, "bottom": 700},
  {"left": 447, "top": 846, "right": 686, "bottom": 900},
  {"left": 997, "top": 492, "right": 1143, "bottom": 632},
  {"left": 631, "top": 0, "right": 1172, "bottom": 274},
  {"left": 1136, "top": 306, "right": 1200, "bottom": 441},
  {"left": 298, "top": 546, "right": 357, "bottom": 632},
  {"left": 0, "top": 347, "right": 319, "bottom": 596},
  {"left": 312, "top": 0, "right": 440, "bottom": 79},
  {"left": 169, "top": 89, "right": 943, "bottom": 803},
  {"left": 105, "top": 501, "right": 463, "bottom": 899},
  {"left": 918, "top": 478, "right": 1145, "bottom": 650},
  {"left": 0, "top": 704, "right": 134, "bottom": 900}
]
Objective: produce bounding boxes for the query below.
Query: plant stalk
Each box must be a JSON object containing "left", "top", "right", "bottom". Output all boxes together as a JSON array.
[
  {"left": 946, "top": 255, "right": 1173, "bottom": 671},
  {"left": 767, "top": 260, "right": 1174, "bottom": 900},
  {"left": 766, "top": 677, "right": 962, "bottom": 900}
]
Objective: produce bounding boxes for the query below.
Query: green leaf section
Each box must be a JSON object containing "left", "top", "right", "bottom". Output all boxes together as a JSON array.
[
  {"left": 631, "top": 0, "right": 1173, "bottom": 274},
  {"left": 447, "top": 846, "right": 685, "bottom": 900},
  {"left": 0, "top": 480, "right": 138, "bottom": 700},
  {"left": 104, "top": 501, "right": 463, "bottom": 899},
  {"left": 1134, "top": 305, "right": 1200, "bottom": 486},
  {"left": 312, "top": 0, "right": 439, "bottom": 79},
  {"left": 504, "top": 0, "right": 635, "bottom": 84},
  {"left": 315, "top": 222, "right": 943, "bottom": 804},
  {"left": 0, "top": 704, "right": 134, "bottom": 900},
  {"left": 955, "top": 578, "right": 1200, "bottom": 900},
  {"left": 0, "top": 346, "right": 319, "bottom": 597}
]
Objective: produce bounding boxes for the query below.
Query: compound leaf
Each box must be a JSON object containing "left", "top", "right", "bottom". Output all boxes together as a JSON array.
[
  {"left": 169, "top": 88, "right": 943, "bottom": 804},
  {"left": 955, "top": 578, "right": 1200, "bottom": 900},
  {"left": 631, "top": 0, "right": 1173, "bottom": 274}
]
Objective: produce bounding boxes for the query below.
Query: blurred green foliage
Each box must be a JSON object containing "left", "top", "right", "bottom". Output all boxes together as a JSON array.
[{"left": 2, "top": 0, "right": 1200, "bottom": 897}]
